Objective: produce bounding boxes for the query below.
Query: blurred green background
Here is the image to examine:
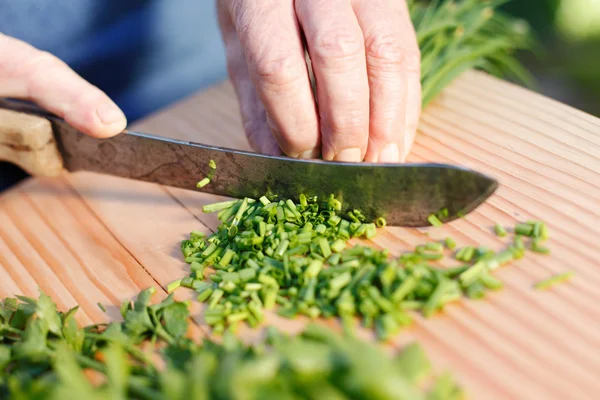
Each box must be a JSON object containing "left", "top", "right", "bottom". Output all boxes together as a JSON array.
[{"left": 501, "top": 0, "right": 600, "bottom": 116}]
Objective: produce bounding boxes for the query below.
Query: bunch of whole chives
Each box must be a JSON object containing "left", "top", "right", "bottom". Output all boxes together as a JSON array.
[
  {"left": 409, "top": 0, "right": 535, "bottom": 107},
  {"left": 176, "top": 194, "right": 551, "bottom": 341}
]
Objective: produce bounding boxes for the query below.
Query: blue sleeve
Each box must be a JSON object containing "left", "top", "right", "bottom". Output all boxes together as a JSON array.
[{"left": 0, "top": 0, "right": 228, "bottom": 122}]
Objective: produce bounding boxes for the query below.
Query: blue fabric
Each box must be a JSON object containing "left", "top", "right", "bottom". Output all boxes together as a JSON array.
[
  {"left": 0, "top": 0, "right": 228, "bottom": 122},
  {"left": 0, "top": 0, "right": 228, "bottom": 190}
]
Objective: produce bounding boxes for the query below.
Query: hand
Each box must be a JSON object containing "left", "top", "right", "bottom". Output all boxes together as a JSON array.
[
  {"left": 0, "top": 34, "right": 126, "bottom": 138},
  {"left": 217, "top": 0, "right": 421, "bottom": 162}
]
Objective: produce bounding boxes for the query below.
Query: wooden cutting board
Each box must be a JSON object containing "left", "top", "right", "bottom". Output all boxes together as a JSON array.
[{"left": 1, "top": 70, "right": 599, "bottom": 399}]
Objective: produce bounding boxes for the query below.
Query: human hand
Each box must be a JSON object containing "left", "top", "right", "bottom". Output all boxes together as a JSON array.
[
  {"left": 0, "top": 34, "right": 126, "bottom": 138},
  {"left": 217, "top": 0, "right": 421, "bottom": 162}
]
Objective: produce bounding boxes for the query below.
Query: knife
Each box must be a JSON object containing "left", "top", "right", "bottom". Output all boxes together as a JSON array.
[{"left": 0, "top": 99, "right": 497, "bottom": 226}]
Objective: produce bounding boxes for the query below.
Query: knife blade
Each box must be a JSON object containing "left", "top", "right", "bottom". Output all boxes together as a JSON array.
[{"left": 0, "top": 100, "right": 498, "bottom": 226}]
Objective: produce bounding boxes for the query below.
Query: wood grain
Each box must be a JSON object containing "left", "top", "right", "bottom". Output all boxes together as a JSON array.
[{"left": 1, "top": 70, "right": 599, "bottom": 399}]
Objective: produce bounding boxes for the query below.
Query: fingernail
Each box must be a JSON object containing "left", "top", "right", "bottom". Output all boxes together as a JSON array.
[
  {"left": 378, "top": 143, "right": 400, "bottom": 163},
  {"left": 334, "top": 147, "right": 362, "bottom": 162},
  {"left": 97, "top": 101, "right": 126, "bottom": 126},
  {"left": 298, "top": 148, "right": 320, "bottom": 159}
]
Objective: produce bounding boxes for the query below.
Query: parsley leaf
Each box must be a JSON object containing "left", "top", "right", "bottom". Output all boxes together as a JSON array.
[{"left": 162, "top": 303, "right": 189, "bottom": 339}]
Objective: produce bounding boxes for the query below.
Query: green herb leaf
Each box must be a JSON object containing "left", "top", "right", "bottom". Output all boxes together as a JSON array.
[
  {"left": 162, "top": 303, "right": 190, "bottom": 339},
  {"left": 36, "top": 291, "right": 63, "bottom": 337}
]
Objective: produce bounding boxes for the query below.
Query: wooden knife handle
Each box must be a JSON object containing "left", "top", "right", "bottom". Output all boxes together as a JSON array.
[{"left": 0, "top": 105, "right": 64, "bottom": 177}]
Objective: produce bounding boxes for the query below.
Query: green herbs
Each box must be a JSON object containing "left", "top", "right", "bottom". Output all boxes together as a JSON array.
[
  {"left": 196, "top": 159, "right": 217, "bottom": 189},
  {"left": 411, "top": 0, "right": 534, "bottom": 107},
  {"left": 428, "top": 214, "right": 444, "bottom": 227},
  {"left": 428, "top": 207, "right": 449, "bottom": 227},
  {"left": 494, "top": 223, "right": 507, "bottom": 237},
  {"left": 510, "top": 220, "right": 551, "bottom": 254},
  {"left": 167, "top": 279, "right": 182, "bottom": 293},
  {"left": 534, "top": 271, "right": 575, "bottom": 290},
  {"left": 196, "top": 177, "right": 210, "bottom": 188},
  {"left": 179, "top": 193, "right": 552, "bottom": 340},
  {"left": 0, "top": 288, "right": 192, "bottom": 398},
  {"left": 0, "top": 289, "right": 463, "bottom": 400}
]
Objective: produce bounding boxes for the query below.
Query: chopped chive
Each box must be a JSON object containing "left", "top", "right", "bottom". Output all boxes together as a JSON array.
[
  {"left": 304, "top": 260, "right": 323, "bottom": 279},
  {"left": 425, "top": 242, "right": 444, "bottom": 252},
  {"left": 532, "top": 221, "right": 543, "bottom": 238},
  {"left": 466, "top": 282, "right": 486, "bottom": 299},
  {"left": 423, "top": 280, "right": 451, "bottom": 318},
  {"left": 427, "top": 214, "right": 443, "bottom": 227},
  {"left": 514, "top": 235, "right": 525, "bottom": 250},
  {"left": 167, "top": 279, "right": 182, "bottom": 293},
  {"left": 375, "top": 217, "right": 387, "bottom": 228},
  {"left": 365, "top": 223, "right": 377, "bottom": 239},
  {"left": 534, "top": 271, "right": 574, "bottom": 290},
  {"left": 181, "top": 277, "right": 194, "bottom": 288},
  {"left": 459, "top": 261, "right": 487, "bottom": 286},
  {"left": 209, "top": 159, "right": 217, "bottom": 169},
  {"left": 494, "top": 223, "right": 507, "bottom": 237},
  {"left": 317, "top": 238, "right": 332, "bottom": 258},
  {"left": 227, "top": 311, "right": 249, "bottom": 324},
  {"left": 540, "top": 224, "right": 549, "bottom": 240},
  {"left": 515, "top": 223, "right": 534, "bottom": 237},
  {"left": 330, "top": 239, "right": 346, "bottom": 253},
  {"left": 445, "top": 237, "right": 456, "bottom": 250},
  {"left": 97, "top": 302, "right": 107, "bottom": 312},
  {"left": 274, "top": 239, "right": 290, "bottom": 259},
  {"left": 218, "top": 248, "right": 236, "bottom": 268},
  {"left": 456, "top": 246, "right": 475, "bottom": 262},
  {"left": 442, "top": 265, "right": 470, "bottom": 279},
  {"left": 479, "top": 272, "right": 504, "bottom": 290},
  {"left": 209, "top": 289, "right": 224, "bottom": 308},
  {"left": 197, "top": 287, "right": 214, "bottom": 302},
  {"left": 196, "top": 177, "right": 211, "bottom": 188},
  {"left": 531, "top": 239, "right": 550, "bottom": 254},
  {"left": 262, "top": 289, "right": 277, "bottom": 310},
  {"left": 392, "top": 276, "right": 418, "bottom": 303}
]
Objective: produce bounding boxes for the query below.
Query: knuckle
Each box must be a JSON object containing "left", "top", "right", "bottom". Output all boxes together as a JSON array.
[
  {"left": 253, "top": 52, "right": 304, "bottom": 90},
  {"left": 26, "top": 51, "right": 63, "bottom": 73},
  {"left": 312, "top": 28, "right": 363, "bottom": 66},
  {"left": 365, "top": 32, "right": 421, "bottom": 73},
  {"left": 23, "top": 51, "right": 64, "bottom": 95},
  {"left": 365, "top": 33, "right": 404, "bottom": 65}
]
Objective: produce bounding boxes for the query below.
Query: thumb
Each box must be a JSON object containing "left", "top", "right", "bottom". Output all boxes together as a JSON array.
[{"left": 0, "top": 34, "right": 126, "bottom": 138}]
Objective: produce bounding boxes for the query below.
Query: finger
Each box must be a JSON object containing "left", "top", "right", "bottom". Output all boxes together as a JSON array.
[
  {"left": 0, "top": 34, "right": 126, "bottom": 138},
  {"left": 217, "top": 1, "right": 282, "bottom": 155},
  {"left": 228, "top": 0, "right": 319, "bottom": 158},
  {"left": 404, "top": 61, "right": 422, "bottom": 161},
  {"left": 396, "top": 0, "right": 422, "bottom": 161},
  {"left": 296, "top": 0, "right": 369, "bottom": 162},
  {"left": 352, "top": 0, "right": 421, "bottom": 163}
]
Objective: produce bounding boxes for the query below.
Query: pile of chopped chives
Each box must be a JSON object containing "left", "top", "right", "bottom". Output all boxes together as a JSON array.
[{"left": 175, "top": 195, "right": 551, "bottom": 340}]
